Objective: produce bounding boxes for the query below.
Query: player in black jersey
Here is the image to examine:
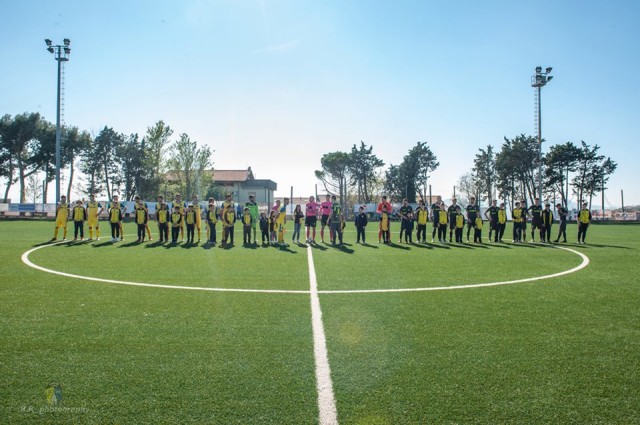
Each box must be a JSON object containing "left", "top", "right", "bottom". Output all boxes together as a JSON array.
[
  {"left": 465, "top": 197, "right": 479, "bottom": 242},
  {"left": 553, "top": 203, "right": 568, "bottom": 243},
  {"left": 528, "top": 198, "right": 543, "bottom": 242},
  {"left": 484, "top": 199, "right": 499, "bottom": 243},
  {"left": 447, "top": 197, "right": 459, "bottom": 243},
  {"left": 430, "top": 196, "right": 442, "bottom": 243}
]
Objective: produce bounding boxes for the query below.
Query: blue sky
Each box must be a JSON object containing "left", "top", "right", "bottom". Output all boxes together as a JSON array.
[{"left": 1, "top": 0, "right": 638, "bottom": 206}]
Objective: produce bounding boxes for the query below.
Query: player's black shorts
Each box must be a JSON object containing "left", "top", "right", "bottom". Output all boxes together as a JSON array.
[
  {"left": 467, "top": 218, "right": 477, "bottom": 228},
  {"left": 490, "top": 220, "right": 498, "bottom": 230},
  {"left": 531, "top": 218, "right": 542, "bottom": 229},
  {"left": 321, "top": 215, "right": 329, "bottom": 226},
  {"left": 305, "top": 216, "right": 317, "bottom": 228},
  {"left": 449, "top": 217, "right": 456, "bottom": 229}
]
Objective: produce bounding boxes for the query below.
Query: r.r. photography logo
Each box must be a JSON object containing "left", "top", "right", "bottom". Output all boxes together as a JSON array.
[
  {"left": 19, "top": 383, "right": 88, "bottom": 415},
  {"left": 45, "top": 383, "right": 63, "bottom": 406}
]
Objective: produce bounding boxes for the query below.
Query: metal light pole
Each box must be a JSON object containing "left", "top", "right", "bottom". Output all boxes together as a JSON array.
[
  {"left": 531, "top": 66, "right": 552, "bottom": 202},
  {"left": 45, "top": 38, "right": 71, "bottom": 203}
]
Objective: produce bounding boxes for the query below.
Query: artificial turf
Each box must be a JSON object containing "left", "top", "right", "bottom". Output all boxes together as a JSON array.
[{"left": 0, "top": 220, "right": 638, "bottom": 424}]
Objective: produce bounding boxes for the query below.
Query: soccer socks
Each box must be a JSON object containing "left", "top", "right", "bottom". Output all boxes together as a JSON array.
[
  {"left": 53, "top": 227, "right": 59, "bottom": 239},
  {"left": 63, "top": 228, "right": 67, "bottom": 239}
]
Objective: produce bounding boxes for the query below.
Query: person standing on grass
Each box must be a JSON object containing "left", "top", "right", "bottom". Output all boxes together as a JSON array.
[
  {"left": 465, "top": 196, "right": 479, "bottom": 243},
  {"left": 276, "top": 198, "right": 290, "bottom": 246},
  {"left": 355, "top": 205, "right": 368, "bottom": 244},
  {"left": 134, "top": 196, "right": 152, "bottom": 242},
  {"left": 497, "top": 202, "right": 507, "bottom": 242},
  {"left": 135, "top": 198, "right": 149, "bottom": 243},
  {"left": 241, "top": 207, "right": 254, "bottom": 245},
  {"left": 398, "top": 198, "right": 413, "bottom": 243},
  {"left": 222, "top": 203, "right": 236, "bottom": 246},
  {"left": 155, "top": 195, "right": 165, "bottom": 240},
  {"left": 554, "top": 203, "right": 568, "bottom": 243},
  {"left": 447, "top": 197, "right": 459, "bottom": 243},
  {"left": 520, "top": 199, "right": 528, "bottom": 242},
  {"left": 528, "top": 198, "right": 543, "bottom": 242},
  {"left": 51, "top": 195, "right": 70, "bottom": 241},
  {"left": 170, "top": 205, "right": 182, "bottom": 243},
  {"left": 269, "top": 210, "right": 277, "bottom": 244},
  {"left": 541, "top": 203, "right": 553, "bottom": 243},
  {"left": 415, "top": 201, "right": 428, "bottom": 243},
  {"left": 320, "top": 194, "right": 333, "bottom": 243},
  {"left": 305, "top": 196, "right": 319, "bottom": 244},
  {"left": 437, "top": 202, "right": 448, "bottom": 243},
  {"left": 191, "top": 195, "right": 202, "bottom": 243},
  {"left": 86, "top": 194, "right": 103, "bottom": 241},
  {"left": 512, "top": 201, "right": 523, "bottom": 243},
  {"left": 474, "top": 216, "right": 483, "bottom": 243},
  {"left": 172, "top": 193, "right": 187, "bottom": 242},
  {"left": 484, "top": 199, "right": 499, "bottom": 243},
  {"left": 405, "top": 211, "right": 414, "bottom": 244},
  {"left": 156, "top": 203, "right": 169, "bottom": 243},
  {"left": 430, "top": 196, "right": 442, "bottom": 243},
  {"left": 376, "top": 195, "right": 393, "bottom": 243},
  {"left": 205, "top": 202, "right": 218, "bottom": 245},
  {"left": 329, "top": 196, "right": 344, "bottom": 246},
  {"left": 108, "top": 197, "right": 123, "bottom": 242},
  {"left": 259, "top": 211, "right": 270, "bottom": 245},
  {"left": 72, "top": 200, "right": 87, "bottom": 241},
  {"left": 454, "top": 206, "right": 466, "bottom": 243},
  {"left": 245, "top": 194, "right": 259, "bottom": 244},
  {"left": 292, "top": 204, "right": 304, "bottom": 244},
  {"left": 379, "top": 205, "right": 391, "bottom": 244},
  {"left": 577, "top": 202, "right": 592, "bottom": 244}
]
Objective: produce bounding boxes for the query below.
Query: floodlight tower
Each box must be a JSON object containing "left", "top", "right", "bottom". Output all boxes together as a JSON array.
[
  {"left": 531, "top": 66, "right": 553, "bottom": 202},
  {"left": 45, "top": 38, "right": 71, "bottom": 203}
]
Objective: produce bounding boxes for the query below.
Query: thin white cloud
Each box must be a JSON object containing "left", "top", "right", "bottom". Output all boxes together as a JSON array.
[{"left": 260, "top": 39, "right": 301, "bottom": 53}]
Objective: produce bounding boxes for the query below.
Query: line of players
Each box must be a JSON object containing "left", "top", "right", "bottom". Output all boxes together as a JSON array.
[{"left": 50, "top": 192, "right": 594, "bottom": 246}]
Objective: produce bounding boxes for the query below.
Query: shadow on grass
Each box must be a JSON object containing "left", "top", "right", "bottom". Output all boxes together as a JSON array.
[
  {"left": 483, "top": 242, "right": 512, "bottom": 249},
  {"left": 386, "top": 242, "right": 412, "bottom": 250},
  {"left": 328, "top": 243, "right": 354, "bottom": 254},
  {"left": 277, "top": 244, "right": 298, "bottom": 254},
  {"left": 411, "top": 243, "right": 433, "bottom": 250},
  {"left": 447, "top": 242, "right": 473, "bottom": 249},
  {"left": 34, "top": 240, "right": 61, "bottom": 247},
  {"left": 144, "top": 241, "right": 166, "bottom": 249},
  {"left": 242, "top": 242, "right": 259, "bottom": 250},
  {"left": 118, "top": 241, "right": 143, "bottom": 248},
  {"left": 359, "top": 242, "right": 379, "bottom": 249},
  {"left": 309, "top": 243, "right": 328, "bottom": 251},
  {"left": 163, "top": 241, "right": 182, "bottom": 249},
  {"left": 92, "top": 240, "right": 116, "bottom": 248},
  {"left": 572, "top": 243, "right": 634, "bottom": 250},
  {"left": 425, "top": 243, "right": 450, "bottom": 250}
]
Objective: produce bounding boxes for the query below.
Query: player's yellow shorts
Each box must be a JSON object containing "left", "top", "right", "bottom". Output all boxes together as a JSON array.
[
  {"left": 87, "top": 217, "right": 99, "bottom": 227},
  {"left": 55, "top": 217, "right": 68, "bottom": 227}
]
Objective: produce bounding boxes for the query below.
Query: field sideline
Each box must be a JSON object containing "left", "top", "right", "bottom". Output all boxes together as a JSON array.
[{"left": 1, "top": 220, "right": 639, "bottom": 424}]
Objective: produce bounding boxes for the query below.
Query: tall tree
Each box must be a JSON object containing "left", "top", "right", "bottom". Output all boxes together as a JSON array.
[
  {"left": 495, "top": 134, "right": 539, "bottom": 206},
  {"left": 473, "top": 145, "right": 496, "bottom": 203},
  {"left": 140, "top": 120, "right": 173, "bottom": 199},
  {"left": 349, "top": 141, "right": 384, "bottom": 204},
  {"left": 167, "top": 134, "right": 213, "bottom": 199},
  {"left": 544, "top": 141, "right": 581, "bottom": 208},
  {"left": 116, "top": 133, "right": 145, "bottom": 201},
  {"left": 407, "top": 141, "right": 439, "bottom": 202},
  {"left": 62, "top": 126, "right": 92, "bottom": 200},
  {"left": 456, "top": 172, "right": 479, "bottom": 206},
  {"left": 92, "top": 126, "right": 124, "bottom": 200},
  {"left": 383, "top": 162, "right": 414, "bottom": 202},
  {"left": 315, "top": 151, "right": 351, "bottom": 209}
]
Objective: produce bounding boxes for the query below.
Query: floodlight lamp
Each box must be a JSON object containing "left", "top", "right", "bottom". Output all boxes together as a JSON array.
[
  {"left": 546, "top": 67, "right": 552, "bottom": 74},
  {"left": 63, "top": 38, "right": 70, "bottom": 46},
  {"left": 47, "top": 46, "right": 54, "bottom": 53},
  {"left": 547, "top": 75, "right": 553, "bottom": 82},
  {"left": 45, "top": 39, "right": 52, "bottom": 47},
  {"left": 64, "top": 47, "right": 71, "bottom": 54},
  {"left": 535, "top": 66, "right": 542, "bottom": 73}
]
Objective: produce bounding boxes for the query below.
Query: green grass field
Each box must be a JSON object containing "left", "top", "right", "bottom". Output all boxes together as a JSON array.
[{"left": 1, "top": 220, "right": 639, "bottom": 424}]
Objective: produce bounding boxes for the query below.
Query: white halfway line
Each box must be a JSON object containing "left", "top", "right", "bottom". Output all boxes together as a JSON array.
[{"left": 307, "top": 245, "right": 339, "bottom": 425}]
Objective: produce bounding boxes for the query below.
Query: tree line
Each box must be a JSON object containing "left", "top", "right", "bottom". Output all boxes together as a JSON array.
[
  {"left": 316, "top": 135, "right": 616, "bottom": 214},
  {"left": 0, "top": 112, "right": 214, "bottom": 203}
]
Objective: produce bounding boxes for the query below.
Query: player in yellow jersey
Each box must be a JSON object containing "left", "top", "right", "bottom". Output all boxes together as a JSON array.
[
  {"left": 72, "top": 200, "right": 87, "bottom": 241},
  {"left": 108, "top": 197, "right": 123, "bottom": 242},
  {"left": 86, "top": 194, "right": 104, "bottom": 241},
  {"left": 497, "top": 203, "right": 507, "bottom": 242},
  {"left": 51, "top": 195, "right": 70, "bottom": 241},
  {"left": 156, "top": 202, "right": 169, "bottom": 243},
  {"left": 241, "top": 207, "right": 254, "bottom": 244},
  {"left": 133, "top": 196, "right": 152, "bottom": 241},
  {"left": 379, "top": 205, "right": 391, "bottom": 244},
  {"left": 172, "top": 193, "right": 186, "bottom": 241},
  {"left": 185, "top": 204, "right": 197, "bottom": 244},
  {"left": 222, "top": 203, "right": 236, "bottom": 245},
  {"left": 154, "top": 195, "right": 165, "bottom": 240},
  {"left": 577, "top": 202, "right": 592, "bottom": 244},
  {"left": 511, "top": 201, "right": 524, "bottom": 243},
  {"left": 276, "top": 198, "right": 290, "bottom": 246},
  {"left": 191, "top": 194, "right": 202, "bottom": 242},
  {"left": 170, "top": 206, "right": 182, "bottom": 243},
  {"left": 474, "top": 216, "right": 483, "bottom": 243},
  {"left": 205, "top": 197, "right": 217, "bottom": 242},
  {"left": 454, "top": 206, "right": 466, "bottom": 243},
  {"left": 415, "top": 200, "right": 428, "bottom": 243},
  {"left": 437, "top": 203, "right": 448, "bottom": 243}
]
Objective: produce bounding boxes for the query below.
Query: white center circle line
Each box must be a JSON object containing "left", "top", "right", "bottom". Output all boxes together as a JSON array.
[{"left": 21, "top": 243, "right": 588, "bottom": 294}]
